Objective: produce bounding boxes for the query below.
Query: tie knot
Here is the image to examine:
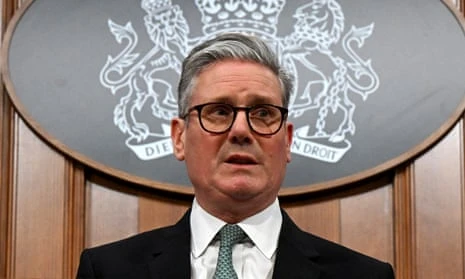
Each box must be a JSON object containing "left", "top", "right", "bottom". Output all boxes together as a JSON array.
[{"left": 219, "top": 224, "right": 245, "bottom": 246}]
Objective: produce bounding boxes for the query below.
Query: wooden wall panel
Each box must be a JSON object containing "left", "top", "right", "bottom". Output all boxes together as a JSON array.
[
  {"left": 86, "top": 182, "right": 138, "bottom": 248},
  {"left": 138, "top": 194, "right": 191, "bottom": 232},
  {"left": 413, "top": 123, "right": 465, "bottom": 278},
  {"left": 340, "top": 184, "right": 394, "bottom": 263},
  {"left": 283, "top": 200, "right": 340, "bottom": 243},
  {"left": 11, "top": 119, "right": 66, "bottom": 278},
  {"left": 85, "top": 179, "right": 193, "bottom": 247},
  {"left": 283, "top": 177, "right": 394, "bottom": 264}
]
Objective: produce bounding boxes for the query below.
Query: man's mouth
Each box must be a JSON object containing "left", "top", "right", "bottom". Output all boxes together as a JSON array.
[{"left": 225, "top": 155, "right": 257, "bottom": 165}]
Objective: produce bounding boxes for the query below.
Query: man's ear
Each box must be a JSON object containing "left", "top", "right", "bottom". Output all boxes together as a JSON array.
[
  {"left": 171, "top": 117, "right": 186, "bottom": 161},
  {"left": 286, "top": 122, "right": 293, "bottom": 163}
]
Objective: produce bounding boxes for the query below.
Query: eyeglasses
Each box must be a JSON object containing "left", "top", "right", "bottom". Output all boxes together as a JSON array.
[{"left": 182, "top": 102, "right": 288, "bottom": 136}]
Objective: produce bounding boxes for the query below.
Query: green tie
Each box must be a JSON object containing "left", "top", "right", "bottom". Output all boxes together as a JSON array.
[{"left": 213, "top": 224, "right": 246, "bottom": 279}]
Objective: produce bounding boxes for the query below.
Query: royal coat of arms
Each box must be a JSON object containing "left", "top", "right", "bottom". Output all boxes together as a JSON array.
[{"left": 99, "top": 0, "right": 379, "bottom": 163}]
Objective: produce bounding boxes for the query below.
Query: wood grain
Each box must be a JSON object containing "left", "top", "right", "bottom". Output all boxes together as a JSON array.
[
  {"left": 86, "top": 181, "right": 139, "bottom": 248},
  {"left": 393, "top": 164, "right": 416, "bottom": 279},
  {"left": 283, "top": 199, "right": 341, "bottom": 243},
  {"left": 12, "top": 119, "right": 66, "bottom": 278},
  {"left": 340, "top": 184, "right": 394, "bottom": 263},
  {"left": 414, "top": 123, "right": 464, "bottom": 278},
  {"left": 138, "top": 194, "right": 191, "bottom": 233}
]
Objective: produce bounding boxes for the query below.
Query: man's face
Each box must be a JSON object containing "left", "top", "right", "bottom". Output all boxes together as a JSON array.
[{"left": 171, "top": 60, "right": 293, "bottom": 218}]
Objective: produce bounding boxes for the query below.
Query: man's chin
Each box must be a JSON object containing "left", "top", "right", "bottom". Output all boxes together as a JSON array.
[{"left": 218, "top": 179, "right": 266, "bottom": 200}]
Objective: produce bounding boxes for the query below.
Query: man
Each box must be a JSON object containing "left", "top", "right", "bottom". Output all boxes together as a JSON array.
[{"left": 77, "top": 33, "right": 395, "bottom": 278}]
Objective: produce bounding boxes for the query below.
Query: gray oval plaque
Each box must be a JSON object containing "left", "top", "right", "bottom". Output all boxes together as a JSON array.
[{"left": 3, "top": 0, "right": 465, "bottom": 194}]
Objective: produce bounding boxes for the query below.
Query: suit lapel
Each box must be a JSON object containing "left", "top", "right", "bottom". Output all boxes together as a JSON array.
[
  {"left": 142, "top": 209, "right": 323, "bottom": 278},
  {"left": 147, "top": 211, "right": 191, "bottom": 279},
  {"left": 272, "top": 211, "right": 321, "bottom": 279}
]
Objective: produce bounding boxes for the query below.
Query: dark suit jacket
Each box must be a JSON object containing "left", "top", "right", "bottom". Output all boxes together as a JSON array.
[{"left": 77, "top": 210, "right": 394, "bottom": 278}]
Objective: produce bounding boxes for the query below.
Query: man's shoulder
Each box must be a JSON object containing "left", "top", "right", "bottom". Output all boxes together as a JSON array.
[
  {"left": 279, "top": 211, "right": 394, "bottom": 277},
  {"left": 82, "top": 209, "right": 191, "bottom": 263},
  {"left": 77, "top": 211, "right": 192, "bottom": 278},
  {"left": 306, "top": 231, "right": 386, "bottom": 262},
  {"left": 301, "top": 231, "right": 394, "bottom": 277}
]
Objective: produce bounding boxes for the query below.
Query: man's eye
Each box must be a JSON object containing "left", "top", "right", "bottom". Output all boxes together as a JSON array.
[
  {"left": 252, "top": 107, "right": 273, "bottom": 118},
  {"left": 213, "top": 108, "right": 229, "bottom": 115},
  {"left": 258, "top": 109, "right": 271, "bottom": 117},
  {"left": 207, "top": 105, "right": 232, "bottom": 116}
]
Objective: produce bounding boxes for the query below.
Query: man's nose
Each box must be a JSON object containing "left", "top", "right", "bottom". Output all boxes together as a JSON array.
[{"left": 228, "top": 111, "right": 253, "bottom": 144}]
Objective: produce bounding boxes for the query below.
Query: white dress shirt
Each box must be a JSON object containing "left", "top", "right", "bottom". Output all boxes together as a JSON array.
[{"left": 190, "top": 198, "right": 283, "bottom": 279}]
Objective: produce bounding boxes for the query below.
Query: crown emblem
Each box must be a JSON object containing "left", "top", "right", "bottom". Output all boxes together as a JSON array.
[
  {"left": 195, "top": 0, "right": 285, "bottom": 38},
  {"left": 142, "top": 0, "right": 172, "bottom": 14}
]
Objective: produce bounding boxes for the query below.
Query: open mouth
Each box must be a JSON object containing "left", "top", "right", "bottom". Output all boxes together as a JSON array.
[{"left": 225, "top": 155, "right": 257, "bottom": 165}]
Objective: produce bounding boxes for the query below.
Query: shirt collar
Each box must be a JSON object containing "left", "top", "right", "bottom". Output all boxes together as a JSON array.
[
  {"left": 190, "top": 198, "right": 282, "bottom": 260},
  {"left": 190, "top": 198, "right": 225, "bottom": 258}
]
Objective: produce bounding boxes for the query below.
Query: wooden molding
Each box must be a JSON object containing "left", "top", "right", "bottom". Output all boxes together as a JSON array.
[
  {"left": 0, "top": 0, "right": 21, "bottom": 277},
  {"left": 0, "top": 88, "right": 14, "bottom": 279},
  {"left": 63, "top": 161, "right": 86, "bottom": 279},
  {"left": 393, "top": 164, "right": 416, "bottom": 279},
  {"left": 461, "top": 117, "right": 465, "bottom": 277}
]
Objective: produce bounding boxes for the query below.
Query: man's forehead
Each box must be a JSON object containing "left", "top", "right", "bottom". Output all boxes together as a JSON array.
[
  {"left": 207, "top": 93, "right": 280, "bottom": 104},
  {"left": 190, "top": 60, "right": 282, "bottom": 104},
  {"left": 198, "top": 59, "right": 275, "bottom": 77},
  {"left": 189, "top": 85, "right": 283, "bottom": 105}
]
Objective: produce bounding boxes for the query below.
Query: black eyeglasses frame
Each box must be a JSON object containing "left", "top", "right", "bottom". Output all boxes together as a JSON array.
[{"left": 181, "top": 102, "right": 289, "bottom": 136}]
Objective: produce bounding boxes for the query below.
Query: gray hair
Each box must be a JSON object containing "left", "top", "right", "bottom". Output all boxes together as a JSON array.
[{"left": 177, "top": 33, "right": 294, "bottom": 117}]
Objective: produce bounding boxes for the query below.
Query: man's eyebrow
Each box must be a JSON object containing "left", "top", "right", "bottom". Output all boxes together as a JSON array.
[
  {"left": 252, "top": 96, "right": 273, "bottom": 104},
  {"left": 208, "top": 96, "right": 231, "bottom": 103},
  {"left": 246, "top": 95, "right": 278, "bottom": 105}
]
